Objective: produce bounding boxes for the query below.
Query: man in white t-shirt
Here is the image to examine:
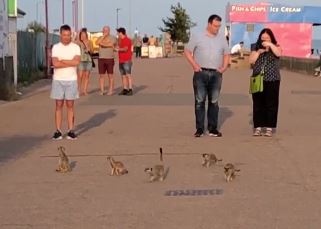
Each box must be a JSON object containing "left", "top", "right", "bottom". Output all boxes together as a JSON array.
[
  {"left": 231, "top": 41, "right": 244, "bottom": 58},
  {"left": 50, "top": 24, "right": 81, "bottom": 140}
]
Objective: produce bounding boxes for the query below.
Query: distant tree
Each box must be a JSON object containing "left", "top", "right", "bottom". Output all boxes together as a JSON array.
[
  {"left": 26, "top": 21, "right": 45, "bottom": 33},
  {"left": 159, "top": 3, "right": 196, "bottom": 43}
]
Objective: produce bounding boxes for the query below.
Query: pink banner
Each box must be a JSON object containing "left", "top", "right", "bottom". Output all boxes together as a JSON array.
[
  {"left": 264, "top": 23, "right": 312, "bottom": 58},
  {"left": 229, "top": 3, "right": 269, "bottom": 22}
]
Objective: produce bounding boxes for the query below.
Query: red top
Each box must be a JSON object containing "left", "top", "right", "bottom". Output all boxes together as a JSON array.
[{"left": 118, "top": 36, "right": 132, "bottom": 63}]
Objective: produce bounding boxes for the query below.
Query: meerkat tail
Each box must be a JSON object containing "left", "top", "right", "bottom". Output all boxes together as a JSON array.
[{"left": 159, "top": 147, "right": 163, "bottom": 162}]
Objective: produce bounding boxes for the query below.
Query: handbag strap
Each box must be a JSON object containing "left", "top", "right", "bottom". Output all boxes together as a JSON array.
[
  {"left": 81, "top": 40, "right": 92, "bottom": 55},
  {"left": 260, "top": 53, "right": 268, "bottom": 74},
  {"left": 81, "top": 40, "right": 93, "bottom": 62}
]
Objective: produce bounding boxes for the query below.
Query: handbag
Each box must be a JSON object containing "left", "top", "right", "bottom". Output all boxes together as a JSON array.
[
  {"left": 81, "top": 40, "right": 95, "bottom": 68},
  {"left": 249, "top": 72, "right": 264, "bottom": 94},
  {"left": 249, "top": 54, "right": 267, "bottom": 94},
  {"left": 90, "top": 55, "right": 95, "bottom": 68}
]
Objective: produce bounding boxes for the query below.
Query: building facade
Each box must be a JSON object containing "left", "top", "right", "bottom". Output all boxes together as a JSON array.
[{"left": 226, "top": 2, "right": 321, "bottom": 58}]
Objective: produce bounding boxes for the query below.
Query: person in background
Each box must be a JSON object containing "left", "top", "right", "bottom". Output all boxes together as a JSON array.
[
  {"left": 149, "top": 35, "right": 156, "bottom": 46},
  {"left": 76, "top": 28, "right": 93, "bottom": 96},
  {"left": 96, "top": 26, "right": 117, "bottom": 95},
  {"left": 231, "top": 41, "right": 245, "bottom": 58},
  {"left": 142, "top": 34, "right": 149, "bottom": 45},
  {"left": 313, "top": 54, "right": 321, "bottom": 77},
  {"left": 134, "top": 35, "right": 142, "bottom": 58},
  {"left": 155, "top": 37, "right": 160, "bottom": 47},
  {"left": 116, "top": 27, "right": 134, "bottom": 96}
]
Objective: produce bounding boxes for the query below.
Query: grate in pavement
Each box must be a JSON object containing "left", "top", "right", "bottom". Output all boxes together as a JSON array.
[
  {"left": 164, "top": 189, "right": 224, "bottom": 197},
  {"left": 291, "top": 90, "right": 321, "bottom": 95}
]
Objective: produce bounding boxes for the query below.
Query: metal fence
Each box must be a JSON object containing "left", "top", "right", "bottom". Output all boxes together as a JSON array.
[
  {"left": 17, "top": 31, "right": 59, "bottom": 82},
  {"left": 280, "top": 56, "right": 320, "bottom": 75}
]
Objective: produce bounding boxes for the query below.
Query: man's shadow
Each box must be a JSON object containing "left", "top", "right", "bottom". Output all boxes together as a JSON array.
[
  {"left": 0, "top": 135, "right": 46, "bottom": 164},
  {"left": 88, "top": 85, "right": 147, "bottom": 95},
  {"left": 76, "top": 109, "right": 117, "bottom": 136},
  {"left": 218, "top": 107, "right": 234, "bottom": 129},
  {"left": 204, "top": 107, "right": 233, "bottom": 129}
]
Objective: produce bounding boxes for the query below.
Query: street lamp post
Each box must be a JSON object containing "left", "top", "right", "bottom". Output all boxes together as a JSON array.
[
  {"left": 62, "top": 0, "right": 65, "bottom": 24},
  {"left": 116, "top": 8, "right": 121, "bottom": 29},
  {"left": 36, "top": 0, "right": 44, "bottom": 23},
  {"left": 129, "top": 0, "right": 131, "bottom": 36}
]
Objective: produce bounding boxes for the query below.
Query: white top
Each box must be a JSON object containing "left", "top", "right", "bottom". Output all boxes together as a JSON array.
[
  {"left": 52, "top": 42, "right": 81, "bottom": 81},
  {"left": 231, "top": 43, "right": 242, "bottom": 54}
]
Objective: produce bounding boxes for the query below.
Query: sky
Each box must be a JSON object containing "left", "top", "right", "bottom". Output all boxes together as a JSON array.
[{"left": 17, "top": 0, "right": 321, "bottom": 38}]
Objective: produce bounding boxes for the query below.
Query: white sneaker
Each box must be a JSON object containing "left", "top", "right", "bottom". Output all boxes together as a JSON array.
[
  {"left": 253, "top": 127, "right": 262, "bottom": 136},
  {"left": 264, "top": 128, "right": 273, "bottom": 137}
]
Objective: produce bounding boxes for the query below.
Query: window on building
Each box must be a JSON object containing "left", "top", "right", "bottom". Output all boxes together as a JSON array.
[{"left": 246, "top": 24, "right": 254, "bottom": 32}]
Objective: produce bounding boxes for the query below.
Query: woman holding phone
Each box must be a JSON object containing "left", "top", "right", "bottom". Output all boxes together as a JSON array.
[{"left": 249, "top": 28, "right": 282, "bottom": 137}]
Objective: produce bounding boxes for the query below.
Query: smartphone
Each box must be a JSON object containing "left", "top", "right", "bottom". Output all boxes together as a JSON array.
[{"left": 257, "top": 41, "right": 264, "bottom": 50}]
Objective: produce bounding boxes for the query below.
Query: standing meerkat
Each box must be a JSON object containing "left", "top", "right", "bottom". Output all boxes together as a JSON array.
[
  {"left": 144, "top": 147, "right": 168, "bottom": 182},
  {"left": 56, "top": 146, "right": 71, "bottom": 173},
  {"left": 202, "top": 153, "right": 222, "bottom": 167},
  {"left": 224, "top": 163, "right": 240, "bottom": 182},
  {"left": 107, "top": 156, "right": 128, "bottom": 176}
]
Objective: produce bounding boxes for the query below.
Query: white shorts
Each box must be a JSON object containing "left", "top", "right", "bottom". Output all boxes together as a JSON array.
[{"left": 50, "top": 80, "right": 79, "bottom": 100}]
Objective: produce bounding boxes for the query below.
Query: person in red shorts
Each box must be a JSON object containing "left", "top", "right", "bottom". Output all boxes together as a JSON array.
[
  {"left": 116, "top": 27, "right": 133, "bottom": 96},
  {"left": 95, "top": 26, "right": 117, "bottom": 95}
]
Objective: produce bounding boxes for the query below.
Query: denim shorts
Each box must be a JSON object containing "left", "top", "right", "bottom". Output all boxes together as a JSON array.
[
  {"left": 119, "top": 61, "right": 132, "bottom": 75},
  {"left": 50, "top": 80, "right": 79, "bottom": 100},
  {"left": 78, "top": 61, "right": 92, "bottom": 71}
]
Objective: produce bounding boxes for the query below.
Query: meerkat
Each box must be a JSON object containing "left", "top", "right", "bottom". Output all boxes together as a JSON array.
[
  {"left": 107, "top": 156, "right": 128, "bottom": 176},
  {"left": 224, "top": 163, "right": 240, "bottom": 182},
  {"left": 56, "top": 146, "right": 71, "bottom": 173},
  {"left": 202, "top": 153, "right": 222, "bottom": 167},
  {"left": 145, "top": 147, "right": 168, "bottom": 182}
]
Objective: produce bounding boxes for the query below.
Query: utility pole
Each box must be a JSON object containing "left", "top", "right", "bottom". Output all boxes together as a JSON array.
[
  {"left": 72, "top": 0, "right": 78, "bottom": 31},
  {"left": 36, "top": 1, "right": 38, "bottom": 22},
  {"left": 116, "top": 8, "right": 121, "bottom": 29},
  {"left": 75, "top": 0, "right": 78, "bottom": 31},
  {"left": 45, "top": 0, "right": 50, "bottom": 77},
  {"left": 80, "top": 0, "right": 84, "bottom": 28},
  {"left": 72, "top": 0, "right": 75, "bottom": 30}
]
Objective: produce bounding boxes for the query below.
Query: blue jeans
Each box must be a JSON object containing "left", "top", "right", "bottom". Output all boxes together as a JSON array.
[{"left": 193, "top": 70, "right": 222, "bottom": 132}]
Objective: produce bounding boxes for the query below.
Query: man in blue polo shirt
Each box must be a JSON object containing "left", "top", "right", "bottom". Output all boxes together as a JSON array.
[{"left": 185, "top": 14, "right": 230, "bottom": 137}]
